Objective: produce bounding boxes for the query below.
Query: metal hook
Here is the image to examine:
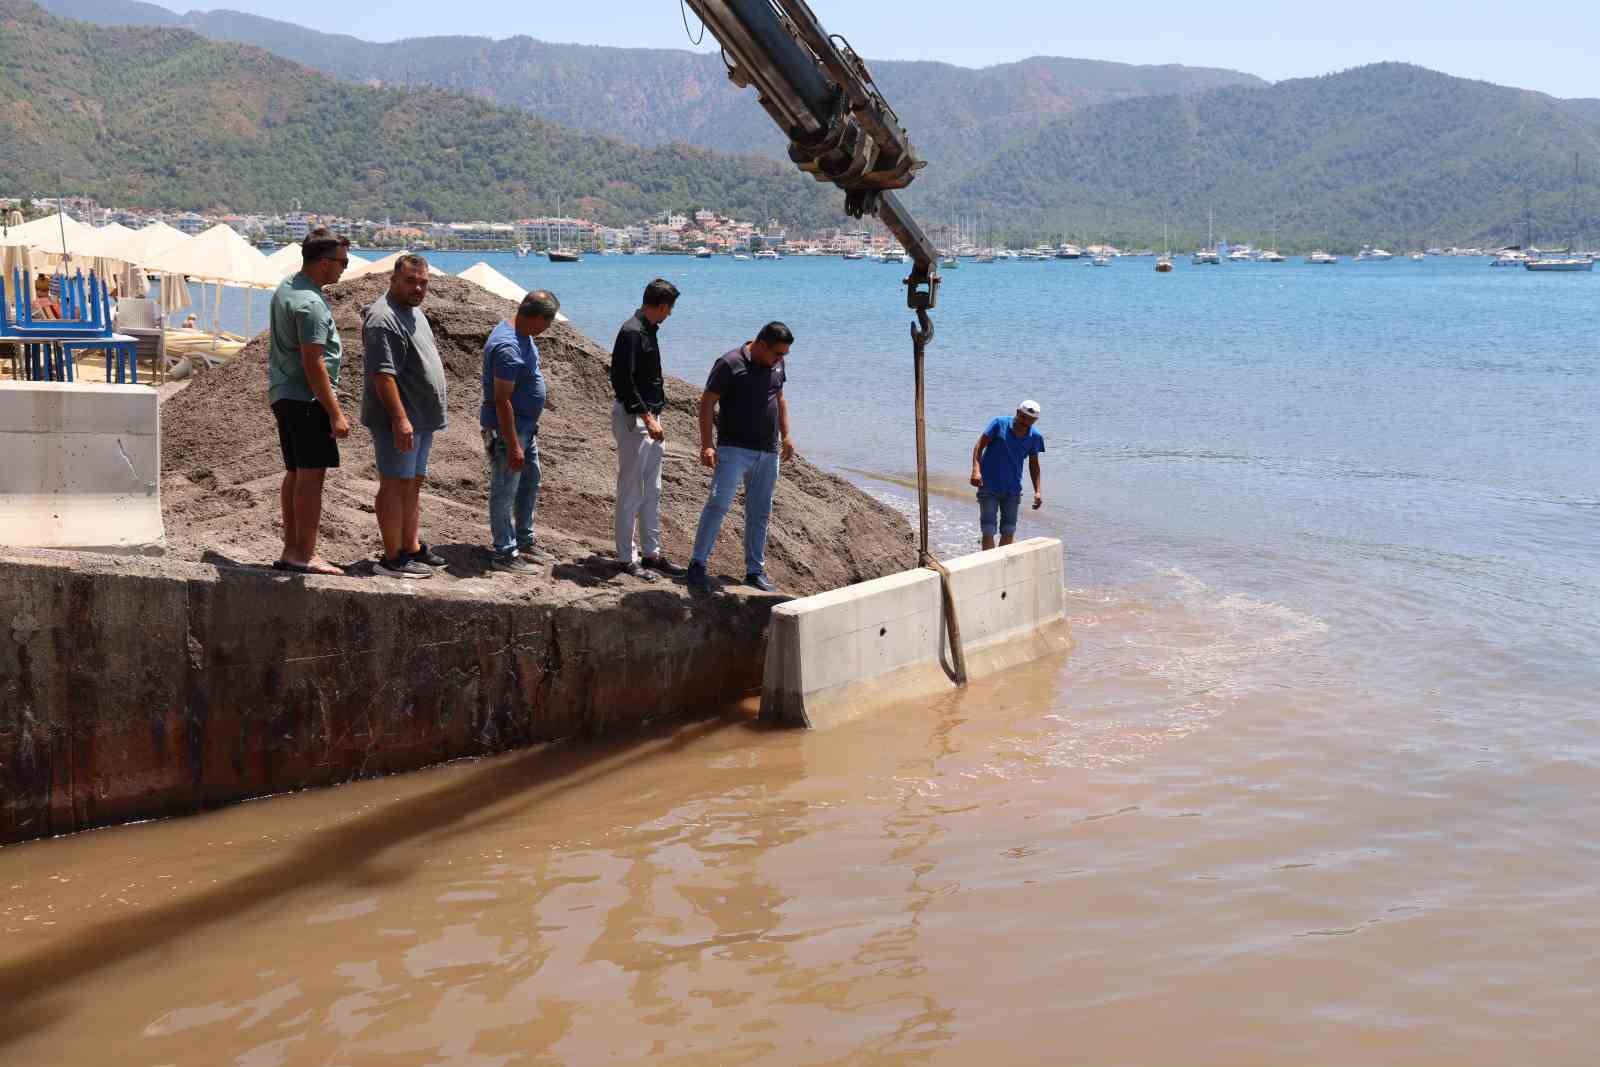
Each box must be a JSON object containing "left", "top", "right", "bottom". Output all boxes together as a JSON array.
[{"left": 910, "top": 307, "right": 934, "bottom": 348}]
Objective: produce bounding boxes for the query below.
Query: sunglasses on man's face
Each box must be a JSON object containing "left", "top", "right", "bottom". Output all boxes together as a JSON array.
[{"left": 323, "top": 257, "right": 349, "bottom": 266}]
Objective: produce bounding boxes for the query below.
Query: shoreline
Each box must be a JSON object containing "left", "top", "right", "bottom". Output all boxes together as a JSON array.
[{"left": 0, "top": 273, "right": 920, "bottom": 845}]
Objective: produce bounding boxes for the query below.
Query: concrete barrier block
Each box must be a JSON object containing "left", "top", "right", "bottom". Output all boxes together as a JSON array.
[
  {"left": 0, "top": 382, "right": 164, "bottom": 551},
  {"left": 761, "top": 537, "right": 1072, "bottom": 729}
]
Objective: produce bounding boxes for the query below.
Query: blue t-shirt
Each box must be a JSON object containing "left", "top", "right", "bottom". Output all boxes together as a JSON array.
[
  {"left": 979, "top": 416, "right": 1045, "bottom": 495},
  {"left": 479, "top": 320, "right": 547, "bottom": 431}
]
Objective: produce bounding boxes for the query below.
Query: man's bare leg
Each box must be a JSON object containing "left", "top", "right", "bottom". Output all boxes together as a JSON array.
[
  {"left": 287, "top": 467, "right": 338, "bottom": 571},
  {"left": 403, "top": 477, "right": 424, "bottom": 555},
  {"left": 375, "top": 476, "right": 405, "bottom": 560},
  {"left": 280, "top": 471, "right": 299, "bottom": 562}
]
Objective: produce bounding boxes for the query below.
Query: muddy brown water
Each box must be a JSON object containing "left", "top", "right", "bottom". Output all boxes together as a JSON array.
[{"left": 4, "top": 583, "right": 1596, "bottom": 1065}]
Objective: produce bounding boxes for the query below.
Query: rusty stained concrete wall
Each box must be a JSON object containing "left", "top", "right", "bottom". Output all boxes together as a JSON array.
[{"left": 0, "top": 552, "right": 773, "bottom": 845}]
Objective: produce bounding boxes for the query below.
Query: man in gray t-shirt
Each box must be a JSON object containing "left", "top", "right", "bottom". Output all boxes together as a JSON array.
[{"left": 362, "top": 255, "right": 450, "bottom": 578}]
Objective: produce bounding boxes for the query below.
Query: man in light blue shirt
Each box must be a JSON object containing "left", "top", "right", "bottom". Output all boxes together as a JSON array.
[
  {"left": 969, "top": 399, "right": 1046, "bottom": 550},
  {"left": 480, "top": 290, "right": 559, "bottom": 572}
]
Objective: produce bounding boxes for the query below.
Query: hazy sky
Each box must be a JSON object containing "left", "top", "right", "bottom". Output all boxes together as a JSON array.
[{"left": 170, "top": 0, "right": 1600, "bottom": 100}]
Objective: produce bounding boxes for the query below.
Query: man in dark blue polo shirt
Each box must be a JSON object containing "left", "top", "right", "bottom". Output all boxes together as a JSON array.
[
  {"left": 969, "top": 399, "right": 1045, "bottom": 550},
  {"left": 686, "top": 321, "right": 795, "bottom": 593},
  {"left": 480, "top": 290, "right": 559, "bottom": 573}
]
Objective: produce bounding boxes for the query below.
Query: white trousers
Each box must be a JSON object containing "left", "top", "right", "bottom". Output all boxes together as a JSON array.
[{"left": 613, "top": 400, "right": 664, "bottom": 564}]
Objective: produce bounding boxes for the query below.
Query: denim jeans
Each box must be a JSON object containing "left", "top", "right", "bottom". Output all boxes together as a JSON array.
[
  {"left": 484, "top": 425, "right": 540, "bottom": 557},
  {"left": 976, "top": 489, "right": 1022, "bottom": 536},
  {"left": 691, "top": 445, "right": 779, "bottom": 574}
]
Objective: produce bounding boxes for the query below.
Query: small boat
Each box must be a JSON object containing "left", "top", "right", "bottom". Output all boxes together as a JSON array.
[
  {"left": 1307, "top": 251, "right": 1339, "bottom": 264},
  {"left": 1258, "top": 249, "right": 1286, "bottom": 262},
  {"left": 942, "top": 255, "right": 960, "bottom": 270},
  {"left": 1091, "top": 254, "right": 1111, "bottom": 266},
  {"left": 693, "top": 247, "right": 714, "bottom": 259},
  {"left": 753, "top": 249, "right": 780, "bottom": 260},
  {"left": 1525, "top": 257, "right": 1594, "bottom": 272},
  {"left": 1490, "top": 249, "right": 1528, "bottom": 267},
  {"left": 514, "top": 244, "right": 531, "bottom": 258},
  {"left": 546, "top": 248, "right": 580, "bottom": 263},
  {"left": 732, "top": 253, "right": 751, "bottom": 260},
  {"left": 1356, "top": 245, "right": 1396, "bottom": 261},
  {"left": 842, "top": 250, "right": 865, "bottom": 260},
  {"left": 1192, "top": 206, "right": 1222, "bottom": 264},
  {"left": 881, "top": 249, "right": 905, "bottom": 264},
  {"left": 1054, "top": 244, "right": 1083, "bottom": 259},
  {"left": 1408, "top": 251, "right": 1426, "bottom": 261}
]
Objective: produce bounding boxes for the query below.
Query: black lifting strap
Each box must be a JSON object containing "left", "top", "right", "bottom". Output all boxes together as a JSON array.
[{"left": 911, "top": 307, "right": 968, "bottom": 685}]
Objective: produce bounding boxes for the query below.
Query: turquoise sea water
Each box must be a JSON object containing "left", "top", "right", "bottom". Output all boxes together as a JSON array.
[
  {"left": 203, "top": 251, "right": 1600, "bottom": 727},
  {"left": 96, "top": 252, "right": 1600, "bottom": 1059}
]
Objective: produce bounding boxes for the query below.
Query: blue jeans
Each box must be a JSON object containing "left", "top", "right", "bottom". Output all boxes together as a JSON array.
[
  {"left": 485, "top": 425, "right": 540, "bottom": 557},
  {"left": 370, "top": 423, "right": 435, "bottom": 479},
  {"left": 977, "top": 489, "right": 1021, "bottom": 536},
  {"left": 691, "top": 445, "right": 779, "bottom": 574}
]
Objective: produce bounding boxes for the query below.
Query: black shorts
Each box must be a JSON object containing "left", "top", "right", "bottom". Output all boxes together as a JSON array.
[{"left": 271, "top": 399, "right": 340, "bottom": 471}]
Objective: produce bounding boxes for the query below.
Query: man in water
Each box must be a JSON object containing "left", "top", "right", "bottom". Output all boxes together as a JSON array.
[
  {"left": 969, "top": 399, "right": 1045, "bottom": 550},
  {"left": 610, "top": 277, "right": 683, "bottom": 582},
  {"left": 481, "top": 290, "right": 560, "bottom": 573},
  {"left": 685, "top": 321, "right": 795, "bottom": 594},
  {"left": 268, "top": 227, "right": 351, "bottom": 575},
  {"left": 362, "top": 254, "right": 448, "bottom": 579}
]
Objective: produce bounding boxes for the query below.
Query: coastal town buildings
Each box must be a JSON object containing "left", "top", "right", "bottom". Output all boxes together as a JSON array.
[{"left": 5, "top": 195, "right": 888, "bottom": 255}]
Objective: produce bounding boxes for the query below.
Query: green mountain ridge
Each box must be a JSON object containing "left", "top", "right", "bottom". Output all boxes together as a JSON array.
[
  {"left": 0, "top": 0, "right": 843, "bottom": 226},
  {"left": 942, "top": 63, "right": 1600, "bottom": 250},
  {"left": 34, "top": 0, "right": 1269, "bottom": 198}
]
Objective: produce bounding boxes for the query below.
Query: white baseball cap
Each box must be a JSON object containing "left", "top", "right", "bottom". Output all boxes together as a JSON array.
[{"left": 1018, "top": 399, "right": 1041, "bottom": 418}]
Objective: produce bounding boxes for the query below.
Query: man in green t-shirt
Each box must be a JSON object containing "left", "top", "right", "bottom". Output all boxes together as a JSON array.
[{"left": 268, "top": 228, "right": 351, "bottom": 575}]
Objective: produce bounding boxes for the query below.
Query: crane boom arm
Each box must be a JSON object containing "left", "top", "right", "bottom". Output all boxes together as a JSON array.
[{"left": 683, "top": 0, "right": 940, "bottom": 309}]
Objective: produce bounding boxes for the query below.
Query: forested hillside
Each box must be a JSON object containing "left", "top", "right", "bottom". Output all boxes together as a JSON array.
[
  {"left": 35, "top": 0, "right": 1267, "bottom": 196},
  {"left": 0, "top": 0, "right": 841, "bottom": 225},
  {"left": 942, "top": 64, "right": 1600, "bottom": 249}
]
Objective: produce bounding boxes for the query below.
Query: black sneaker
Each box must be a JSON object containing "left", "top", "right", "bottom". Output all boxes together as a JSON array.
[
  {"left": 492, "top": 553, "right": 540, "bottom": 575},
  {"left": 745, "top": 571, "right": 776, "bottom": 593},
  {"left": 376, "top": 555, "right": 433, "bottom": 579},
  {"left": 407, "top": 542, "right": 447, "bottom": 568},
  {"left": 686, "top": 561, "right": 712, "bottom": 592},
  {"left": 621, "top": 561, "right": 659, "bottom": 582},
  {"left": 517, "top": 542, "right": 555, "bottom": 564},
  {"left": 640, "top": 555, "right": 686, "bottom": 577}
]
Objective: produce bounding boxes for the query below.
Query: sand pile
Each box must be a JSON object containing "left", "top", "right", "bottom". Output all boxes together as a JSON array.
[{"left": 158, "top": 274, "right": 915, "bottom": 596}]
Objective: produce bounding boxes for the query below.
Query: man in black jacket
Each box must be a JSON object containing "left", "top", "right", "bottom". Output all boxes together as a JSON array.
[{"left": 610, "top": 278, "right": 683, "bottom": 580}]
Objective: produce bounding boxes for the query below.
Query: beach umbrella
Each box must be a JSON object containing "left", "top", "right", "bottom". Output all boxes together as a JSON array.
[
  {"left": 1, "top": 243, "right": 32, "bottom": 316},
  {"left": 144, "top": 224, "right": 278, "bottom": 289},
  {"left": 264, "top": 242, "right": 371, "bottom": 279},
  {"left": 456, "top": 261, "right": 569, "bottom": 322},
  {"left": 144, "top": 224, "right": 279, "bottom": 353},
  {"left": 1, "top": 212, "right": 127, "bottom": 263},
  {"left": 343, "top": 250, "right": 445, "bottom": 280},
  {"left": 457, "top": 261, "right": 527, "bottom": 303},
  {"left": 114, "top": 220, "right": 191, "bottom": 266},
  {"left": 157, "top": 273, "right": 192, "bottom": 318}
]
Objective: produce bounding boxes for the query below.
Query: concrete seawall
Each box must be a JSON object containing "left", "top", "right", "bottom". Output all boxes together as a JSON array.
[
  {"left": 762, "top": 538, "right": 1072, "bottom": 728},
  {"left": 0, "top": 550, "right": 774, "bottom": 845}
]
